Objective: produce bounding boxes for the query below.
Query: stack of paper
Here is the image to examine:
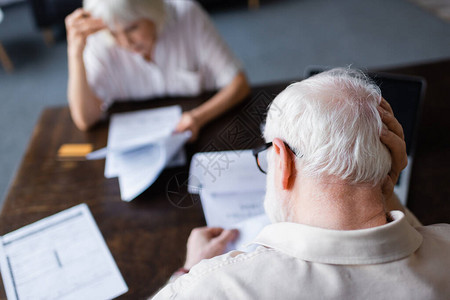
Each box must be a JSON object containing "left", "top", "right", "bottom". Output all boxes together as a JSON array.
[
  {"left": 89, "top": 106, "right": 191, "bottom": 201},
  {"left": 189, "top": 150, "right": 271, "bottom": 251},
  {"left": 0, "top": 204, "right": 128, "bottom": 300}
]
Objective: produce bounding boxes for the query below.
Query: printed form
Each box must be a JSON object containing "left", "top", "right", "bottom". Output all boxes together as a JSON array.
[
  {"left": 0, "top": 204, "right": 128, "bottom": 300},
  {"left": 96, "top": 105, "right": 191, "bottom": 201},
  {"left": 189, "top": 150, "right": 271, "bottom": 251}
]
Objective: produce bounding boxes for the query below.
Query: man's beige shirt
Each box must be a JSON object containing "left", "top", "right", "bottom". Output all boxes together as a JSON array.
[{"left": 153, "top": 211, "right": 450, "bottom": 299}]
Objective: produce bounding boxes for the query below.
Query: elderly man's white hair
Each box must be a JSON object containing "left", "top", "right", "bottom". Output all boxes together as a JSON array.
[
  {"left": 83, "top": 0, "right": 166, "bottom": 32},
  {"left": 264, "top": 68, "right": 391, "bottom": 185}
]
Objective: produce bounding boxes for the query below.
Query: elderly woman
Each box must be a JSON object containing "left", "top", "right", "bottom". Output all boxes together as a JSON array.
[{"left": 65, "top": 0, "right": 250, "bottom": 139}]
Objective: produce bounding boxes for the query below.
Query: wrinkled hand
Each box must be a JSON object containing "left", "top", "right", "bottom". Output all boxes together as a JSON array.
[
  {"left": 65, "top": 8, "right": 106, "bottom": 57},
  {"left": 175, "top": 111, "right": 201, "bottom": 142},
  {"left": 183, "top": 227, "right": 238, "bottom": 270},
  {"left": 378, "top": 98, "right": 408, "bottom": 203}
]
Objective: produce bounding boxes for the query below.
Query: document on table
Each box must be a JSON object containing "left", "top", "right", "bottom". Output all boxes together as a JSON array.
[
  {"left": 115, "top": 131, "right": 191, "bottom": 201},
  {"left": 105, "top": 105, "right": 183, "bottom": 178},
  {"left": 189, "top": 150, "right": 271, "bottom": 251},
  {"left": 106, "top": 105, "right": 182, "bottom": 153},
  {"left": 0, "top": 204, "right": 128, "bottom": 300},
  {"left": 93, "top": 105, "right": 191, "bottom": 201}
]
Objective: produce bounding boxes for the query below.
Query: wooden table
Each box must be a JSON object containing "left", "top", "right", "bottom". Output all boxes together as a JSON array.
[{"left": 1, "top": 60, "right": 449, "bottom": 299}]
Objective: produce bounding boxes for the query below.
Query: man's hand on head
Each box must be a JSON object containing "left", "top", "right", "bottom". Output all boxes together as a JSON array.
[
  {"left": 378, "top": 98, "right": 407, "bottom": 209},
  {"left": 183, "top": 227, "right": 238, "bottom": 270}
]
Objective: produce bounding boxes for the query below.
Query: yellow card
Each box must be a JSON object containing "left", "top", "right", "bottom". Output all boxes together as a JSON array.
[{"left": 57, "top": 144, "right": 93, "bottom": 158}]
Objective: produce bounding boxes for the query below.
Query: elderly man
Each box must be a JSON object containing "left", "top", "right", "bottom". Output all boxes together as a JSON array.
[{"left": 153, "top": 68, "right": 450, "bottom": 299}]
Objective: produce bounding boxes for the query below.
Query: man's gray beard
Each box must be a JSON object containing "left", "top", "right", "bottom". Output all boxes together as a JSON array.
[{"left": 264, "top": 167, "right": 290, "bottom": 223}]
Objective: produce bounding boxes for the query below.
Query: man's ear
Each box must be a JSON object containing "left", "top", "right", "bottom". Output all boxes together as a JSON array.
[{"left": 272, "top": 138, "right": 296, "bottom": 190}]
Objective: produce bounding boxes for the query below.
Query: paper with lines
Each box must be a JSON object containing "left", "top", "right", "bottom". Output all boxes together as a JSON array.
[{"left": 0, "top": 204, "right": 127, "bottom": 300}]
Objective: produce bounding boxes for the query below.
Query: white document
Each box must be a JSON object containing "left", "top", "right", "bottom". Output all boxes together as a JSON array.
[
  {"left": 107, "top": 105, "right": 182, "bottom": 152},
  {"left": 200, "top": 189, "right": 266, "bottom": 228},
  {"left": 188, "top": 150, "right": 266, "bottom": 194},
  {"left": 86, "top": 147, "right": 107, "bottom": 160},
  {"left": 200, "top": 190, "right": 270, "bottom": 252},
  {"left": 98, "top": 106, "right": 191, "bottom": 201},
  {"left": 117, "top": 131, "right": 191, "bottom": 202},
  {"left": 189, "top": 150, "right": 270, "bottom": 251},
  {"left": 105, "top": 105, "right": 182, "bottom": 178},
  {"left": 0, "top": 204, "right": 128, "bottom": 300}
]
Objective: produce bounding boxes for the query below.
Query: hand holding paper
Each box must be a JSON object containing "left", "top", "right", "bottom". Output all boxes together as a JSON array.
[
  {"left": 189, "top": 150, "right": 271, "bottom": 251},
  {"left": 89, "top": 105, "right": 192, "bottom": 201}
]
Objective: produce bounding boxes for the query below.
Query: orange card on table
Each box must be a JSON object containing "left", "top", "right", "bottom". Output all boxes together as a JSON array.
[{"left": 57, "top": 144, "right": 93, "bottom": 158}]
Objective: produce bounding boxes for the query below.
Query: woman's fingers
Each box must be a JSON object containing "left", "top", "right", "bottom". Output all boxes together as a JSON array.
[
  {"left": 66, "top": 9, "right": 106, "bottom": 56},
  {"left": 72, "top": 15, "right": 104, "bottom": 30},
  {"left": 65, "top": 8, "right": 88, "bottom": 26},
  {"left": 66, "top": 8, "right": 104, "bottom": 33},
  {"left": 77, "top": 20, "right": 105, "bottom": 36}
]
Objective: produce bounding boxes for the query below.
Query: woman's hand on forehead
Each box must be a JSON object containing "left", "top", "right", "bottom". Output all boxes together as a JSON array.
[{"left": 65, "top": 8, "right": 106, "bottom": 56}]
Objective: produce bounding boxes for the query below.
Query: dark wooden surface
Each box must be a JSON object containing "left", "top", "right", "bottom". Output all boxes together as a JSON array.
[{"left": 1, "top": 59, "right": 449, "bottom": 299}]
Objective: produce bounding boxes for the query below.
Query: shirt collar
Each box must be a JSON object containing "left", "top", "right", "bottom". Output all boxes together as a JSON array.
[{"left": 252, "top": 211, "right": 423, "bottom": 265}]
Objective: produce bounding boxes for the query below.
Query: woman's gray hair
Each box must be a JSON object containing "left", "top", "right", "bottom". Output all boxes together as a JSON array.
[
  {"left": 83, "top": 0, "right": 166, "bottom": 32},
  {"left": 264, "top": 68, "right": 391, "bottom": 185}
]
